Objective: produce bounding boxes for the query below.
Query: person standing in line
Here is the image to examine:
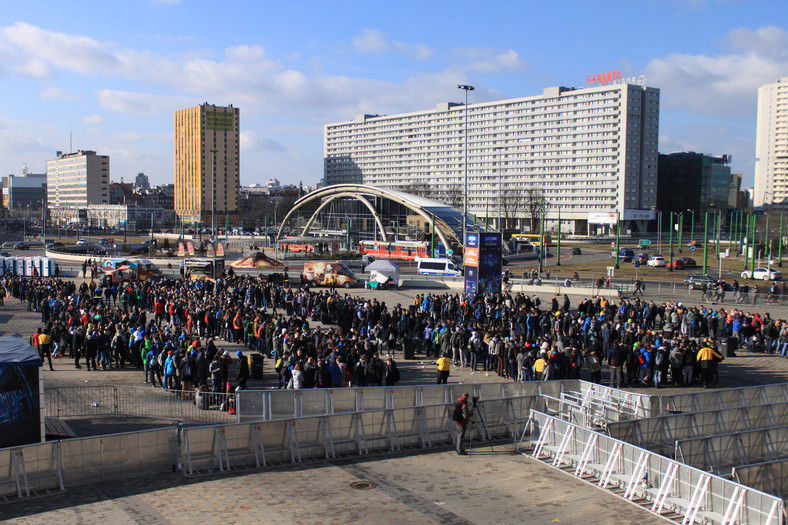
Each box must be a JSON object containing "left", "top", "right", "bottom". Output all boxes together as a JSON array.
[
  {"left": 436, "top": 352, "right": 451, "bottom": 384},
  {"left": 235, "top": 350, "right": 250, "bottom": 389}
]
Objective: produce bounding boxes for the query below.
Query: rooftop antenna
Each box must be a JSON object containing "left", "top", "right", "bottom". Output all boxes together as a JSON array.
[{"left": 70, "top": 126, "right": 73, "bottom": 154}]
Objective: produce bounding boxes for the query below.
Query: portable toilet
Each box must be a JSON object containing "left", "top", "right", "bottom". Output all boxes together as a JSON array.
[
  {"left": 0, "top": 257, "right": 6, "bottom": 276},
  {"left": 14, "top": 257, "right": 25, "bottom": 276},
  {"left": 31, "top": 257, "right": 42, "bottom": 277},
  {"left": 4, "top": 257, "right": 15, "bottom": 276},
  {"left": 42, "top": 257, "right": 53, "bottom": 277},
  {"left": 24, "top": 257, "right": 34, "bottom": 277}
]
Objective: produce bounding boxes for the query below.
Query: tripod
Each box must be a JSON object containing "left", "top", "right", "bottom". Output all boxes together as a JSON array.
[{"left": 467, "top": 399, "right": 494, "bottom": 454}]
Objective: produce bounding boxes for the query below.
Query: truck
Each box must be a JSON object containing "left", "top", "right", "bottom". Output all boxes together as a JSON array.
[{"left": 301, "top": 261, "right": 358, "bottom": 288}]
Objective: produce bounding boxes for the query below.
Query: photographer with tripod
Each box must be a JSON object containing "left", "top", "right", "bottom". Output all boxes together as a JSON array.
[{"left": 452, "top": 392, "right": 475, "bottom": 455}]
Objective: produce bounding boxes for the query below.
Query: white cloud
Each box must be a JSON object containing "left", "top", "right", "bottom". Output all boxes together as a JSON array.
[
  {"left": 352, "top": 29, "right": 433, "bottom": 60},
  {"left": 15, "top": 58, "right": 54, "bottom": 79},
  {"left": 451, "top": 47, "right": 529, "bottom": 73},
  {"left": 40, "top": 87, "right": 80, "bottom": 101},
  {"left": 82, "top": 114, "right": 103, "bottom": 124},
  {"left": 643, "top": 26, "right": 788, "bottom": 118},
  {"left": 95, "top": 89, "right": 191, "bottom": 116},
  {"left": 240, "top": 130, "right": 285, "bottom": 152}
]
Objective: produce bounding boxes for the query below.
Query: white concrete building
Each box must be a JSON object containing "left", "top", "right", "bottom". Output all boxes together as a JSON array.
[
  {"left": 46, "top": 150, "right": 109, "bottom": 208},
  {"left": 324, "top": 83, "right": 660, "bottom": 234},
  {"left": 754, "top": 77, "right": 788, "bottom": 208}
]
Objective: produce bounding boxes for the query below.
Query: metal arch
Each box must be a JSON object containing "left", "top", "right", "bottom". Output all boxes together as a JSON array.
[
  {"left": 299, "top": 192, "right": 388, "bottom": 243},
  {"left": 276, "top": 184, "right": 453, "bottom": 250}
]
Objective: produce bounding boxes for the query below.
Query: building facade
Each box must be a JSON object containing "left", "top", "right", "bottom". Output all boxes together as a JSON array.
[
  {"left": 324, "top": 83, "right": 660, "bottom": 234},
  {"left": 2, "top": 172, "right": 47, "bottom": 211},
  {"left": 46, "top": 150, "right": 109, "bottom": 208},
  {"left": 174, "top": 103, "right": 240, "bottom": 225},
  {"left": 656, "top": 152, "right": 732, "bottom": 228},
  {"left": 754, "top": 76, "right": 788, "bottom": 208}
]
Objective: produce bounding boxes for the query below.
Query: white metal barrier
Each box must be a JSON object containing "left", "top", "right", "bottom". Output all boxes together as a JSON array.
[
  {"left": 519, "top": 410, "right": 786, "bottom": 525},
  {"left": 733, "top": 459, "right": 788, "bottom": 499},
  {"left": 606, "top": 401, "right": 788, "bottom": 457},
  {"left": 659, "top": 384, "right": 788, "bottom": 414},
  {"left": 675, "top": 425, "right": 788, "bottom": 476}
]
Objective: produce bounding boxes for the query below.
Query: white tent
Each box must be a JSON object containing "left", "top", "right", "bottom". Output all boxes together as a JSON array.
[{"left": 365, "top": 259, "right": 400, "bottom": 287}]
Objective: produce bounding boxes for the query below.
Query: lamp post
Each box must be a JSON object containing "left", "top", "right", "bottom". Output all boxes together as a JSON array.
[
  {"left": 687, "top": 209, "right": 696, "bottom": 247},
  {"left": 538, "top": 201, "right": 546, "bottom": 275},
  {"left": 678, "top": 212, "right": 684, "bottom": 253},
  {"left": 494, "top": 146, "right": 503, "bottom": 231},
  {"left": 702, "top": 211, "right": 709, "bottom": 276},
  {"left": 652, "top": 206, "right": 662, "bottom": 254},
  {"left": 458, "top": 84, "right": 474, "bottom": 246},
  {"left": 668, "top": 211, "right": 674, "bottom": 269},
  {"left": 210, "top": 149, "right": 217, "bottom": 241}
]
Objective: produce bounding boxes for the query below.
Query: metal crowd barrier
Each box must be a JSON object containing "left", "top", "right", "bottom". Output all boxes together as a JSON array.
[
  {"left": 733, "top": 460, "right": 788, "bottom": 499},
  {"left": 606, "top": 401, "right": 788, "bottom": 457},
  {"left": 2, "top": 393, "right": 545, "bottom": 500},
  {"left": 519, "top": 410, "right": 786, "bottom": 525},
  {"left": 46, "top": 386, "right": 237, "bottom": 425},
  {"left": 235, "top": 380, "right": 574, "bottom": 422},
  {"left": 658, "top": 384, "right": 788, "bottom": 414},
  {"left": 675, "top": 425, "right": 788, "bottom": 476}
]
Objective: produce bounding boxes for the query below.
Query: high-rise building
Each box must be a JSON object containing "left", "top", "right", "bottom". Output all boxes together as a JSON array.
[
  {"left": 324, "top": 83, "right": 660, "bottom": 234},
  {"left": 174, "top": 103, "right": 240, "bottom": 224},
  {"left": 754, "top": 77, "right": 788, "bottom": 208},
  {"left": 656, "top": 152, "right": 732, "bottom": 225},
  {"left": 46, "top": 150, "right": 109, "bottom": 208}
]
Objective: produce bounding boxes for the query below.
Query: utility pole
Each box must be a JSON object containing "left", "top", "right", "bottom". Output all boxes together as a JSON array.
[
  {"left": 556, "top": 207, "right": 561, "bottom": 266},
  {"left": 702, "top": 211, "right": 709, "bottom": 276}
]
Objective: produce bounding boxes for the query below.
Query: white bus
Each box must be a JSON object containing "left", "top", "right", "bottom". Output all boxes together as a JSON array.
[{"left": 415, "top": 257, "right": 463, "bottom": 276}]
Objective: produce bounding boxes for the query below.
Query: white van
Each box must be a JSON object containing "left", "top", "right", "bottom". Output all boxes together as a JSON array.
[{"left": 415, "top": 257, "right": 462, "bottom": 276}]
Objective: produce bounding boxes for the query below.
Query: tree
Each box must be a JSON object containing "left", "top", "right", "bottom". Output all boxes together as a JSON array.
[
  {"left": 500, "top": 187, "right": 527, "bottom": 230},
  {"left": 524, "top": 188, "right": 547, "bottom": 233}
]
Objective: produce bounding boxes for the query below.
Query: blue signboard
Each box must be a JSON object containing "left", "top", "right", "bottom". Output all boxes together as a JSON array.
[
  {"left": 478, "top": 232, "right": 503, "bottom": 295},
  {"left": 464, "top": 233, "right": 479, "bottom": 296}
]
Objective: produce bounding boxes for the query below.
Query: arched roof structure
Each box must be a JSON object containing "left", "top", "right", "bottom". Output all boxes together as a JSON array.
[{"left": 277, "top": 184, "right": 476, "bottom": 249}]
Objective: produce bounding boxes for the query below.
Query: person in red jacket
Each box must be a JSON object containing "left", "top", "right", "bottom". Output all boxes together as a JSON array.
[{"left": 451, "top": 392, "right": 475, "bottom": 455}]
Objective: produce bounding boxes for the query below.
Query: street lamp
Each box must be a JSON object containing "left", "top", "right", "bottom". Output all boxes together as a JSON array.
[
  {"left": 652, "top": 206, "right": 662, "bottom": 254},
  {"left": 494, "top": 146, "right": 503, "bottom": 231},
  {"left": 458, "top": 84, "right": 474, "bottom": 246},
  {"left": 686, "top": 209, "right": 696, "bottom": 247},
  {"left": 210, "top": 149, "right": 217, "bottom": 241}
]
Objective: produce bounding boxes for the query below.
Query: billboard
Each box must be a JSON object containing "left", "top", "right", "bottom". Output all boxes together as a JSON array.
[
  {"left": 0, "top": 336, "right": 42, "bottom": 448},
  {"left": 588, "top": 212, "right": 617, "bottom": 225},
  {"left": 465, "top": 232, "right": 502, "bottom": 296},
  {"left": 623, "top": 209, "right": 657, "bottom": 221}
]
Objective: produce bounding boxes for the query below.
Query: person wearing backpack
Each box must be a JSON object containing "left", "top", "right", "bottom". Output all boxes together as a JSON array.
[
  {"left": 436, "top": 352, "right": 451, "bottom": 384},
  {"left": 653, "top": 345, "right": 669, "bottom": 388},
  {"left": 451, "top": 392, "right": 474, "bottom": 455},
  {"left": 235, "top": 350, "right": 250, "bottom": 389}
]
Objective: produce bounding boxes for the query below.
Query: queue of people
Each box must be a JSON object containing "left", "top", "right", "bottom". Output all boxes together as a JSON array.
[{"left": 14, "top": 264, "right": 788, "bottom": 395}]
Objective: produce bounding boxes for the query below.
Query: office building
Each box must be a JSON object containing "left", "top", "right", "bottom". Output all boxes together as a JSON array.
[
  {"left": 754, "top": 76, "right": 788, "bottom": 208},
  {"left": 174, "top": 103, "right": 240, "bottom": 224},
  {"left": 324, "top": 83, "right": 660, "bottom": 234},
  {"left": 46, "top": 150, "right": 109, "bottom": 208},
  {"left": 2, "top": 171, "right": 47, "bottom": 211},
  {"left": 656, "top": 152, "right": 732, "bottom": 227}
]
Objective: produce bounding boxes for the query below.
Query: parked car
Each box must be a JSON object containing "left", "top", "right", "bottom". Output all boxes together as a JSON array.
[
  {"left": 13, "top": 242, "right": 29, "bottom": 250},
  {"left": 571, "top": 247, "right": 582, "bottom": 255},
  {"left": 683, "top": 274, "right": 732, "bottom": 290},
  {"left": 646, "top": 255, "right": 667, "bottom": 267},
  {"left": 635, "top": 253, "right": 650, "bottom": 265},
  {"left": 741, "top": 268, "right": 783, "bottom": 281},
  {"left": 611, "top": 249, "right": 635, "bottom": 262},
  {"left": 672, "top": 257, "right": 697, "bottom": 270},
  {"left": 76, "top": 238, "right": 89, "bottom": 246}
]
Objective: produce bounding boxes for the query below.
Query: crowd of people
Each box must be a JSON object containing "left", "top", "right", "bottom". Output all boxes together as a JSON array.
[{"left": 14, "top": 261, "right": 788, "bottom": 396}]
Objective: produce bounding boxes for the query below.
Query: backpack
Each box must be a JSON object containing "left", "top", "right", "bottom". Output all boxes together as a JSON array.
[
  {"left": 452, "top": 401, "right": 464, "bottom": 422},
  {"left": 183, "top": 359, "right": 193, "bottom": 376},
  {"left": 655, "top": 351, "right": 665, "bottom": 366},
  {"left": 343, "top": 367, "right": 352, "bottom": 384},
  {"left": 637, "top": 353, "right": 646, "bottom": 365}
]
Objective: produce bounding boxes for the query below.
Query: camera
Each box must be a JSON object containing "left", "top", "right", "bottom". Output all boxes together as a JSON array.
[{"left": 472, "top": 396, "right": 479, "bottom": 404}]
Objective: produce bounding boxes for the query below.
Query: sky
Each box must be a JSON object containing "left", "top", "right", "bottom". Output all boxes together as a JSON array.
[{"left": 1, "top": 0, "right": 787, "bottom": 189}]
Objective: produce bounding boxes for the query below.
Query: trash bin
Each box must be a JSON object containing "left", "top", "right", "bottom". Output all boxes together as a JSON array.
[
  {"left": 403, "top": 338, "right": 416, "bottom": 360},
  {"left": 195, "top": 390, "right": 208, "bottom": 410},
  {"left": 725, "top": 337, "right": 738, "bottom": 358},
  {"left": 251, "top": 353, "right": 264, "bottom": 379}
]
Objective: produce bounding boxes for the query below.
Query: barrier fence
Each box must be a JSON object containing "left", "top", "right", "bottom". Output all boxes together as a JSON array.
[
  {"left": 733, "top": 460, "right": 788, "bottom": 500},
  {"left": 2, "top": 393, "right": 544, "bottom": 500},
  {"left": 658, "top": 384, "right": 788, "bottom": 414},
  {"left": 45, "top": 386, "right": 237, "bottom": 425},
  {"left": 606, "top": 401, "right": 788, "bottom": 457},
  {"left": 519, "top": 410, "right": 786, "bottom": 525}
]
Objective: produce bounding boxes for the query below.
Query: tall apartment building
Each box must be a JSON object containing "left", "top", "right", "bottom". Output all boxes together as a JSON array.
[
  {"left": 325, "top": 84, "right": 660, "bottom": 234},
  {"left": 174, "top": 103, "right": 240, "bottom": 224},
  {"left": 656, "top": 152, "right": 731, "bottom": 223},
  {"left": 754, "top": 77, "right": 788, "bottom": 208},
  {"left": 46, "top": 150, "right": 109, "bottom": 208}
]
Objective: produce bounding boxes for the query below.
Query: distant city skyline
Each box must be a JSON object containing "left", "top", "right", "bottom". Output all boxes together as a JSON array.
[{"left": 1, "top": 1, "right": 787, "bottom": 188}]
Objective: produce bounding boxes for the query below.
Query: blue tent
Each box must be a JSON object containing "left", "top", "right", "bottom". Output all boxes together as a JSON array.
[
  {"left": 0, "top": 336, "right": 42, "bottom": 447},
  {"left": 0, "top": 336, "right": 42, "bottom": 366}
]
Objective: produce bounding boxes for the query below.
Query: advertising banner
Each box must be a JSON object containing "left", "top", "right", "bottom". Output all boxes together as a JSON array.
[
  {"left": 216, "top": 241, "right": 225, "bottom": 258},
  {"left": 205, "top": 242, "right": 215, "bottom": 258},
  {"left": 0, "top": 364, "right": 40, "bottom": 447},
  {"left": 477, "top": 233, "right": 502, "bottom": 295},
  {"left": 177, "top": 241, "right": 185, "bottom": 257},
  {"left": 186, "top": 240, "right": 195, "bottom": 256},
  {"left": 464, "top": 233, "right": 479, "bottom": 296}
]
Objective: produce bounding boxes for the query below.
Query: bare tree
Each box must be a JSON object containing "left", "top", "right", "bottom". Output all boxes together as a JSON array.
[
  {"left": 438, "top": 183, "right": 464, "bottom": 210},
  {"left": 500, "top": 187, "right": 527, "bottom": 230},
  {"left": 524, "top": 188, "right": 547, "bottom": 233}
]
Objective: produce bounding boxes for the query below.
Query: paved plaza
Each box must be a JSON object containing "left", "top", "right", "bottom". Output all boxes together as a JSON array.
[
  {"left": 3, "top": 276, "right": 788, "bottom": 524},
  {"left": 0, "top": 444, "right": 668, "bottom": 525}
]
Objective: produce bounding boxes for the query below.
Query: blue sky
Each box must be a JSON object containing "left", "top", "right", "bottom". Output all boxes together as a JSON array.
[{"left": 1, "top": 0, "right": 786, "bottom": 188}]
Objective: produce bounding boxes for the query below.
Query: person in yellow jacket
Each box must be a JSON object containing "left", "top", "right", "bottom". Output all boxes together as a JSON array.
[
  {"left": 697, "top": 342, "right": 723, "bottom": 388},
  {"left": 436, "top": 352, "right": 451, "bottom": 384},
  {"left": 533, "top": 353, "right": 548, "bottom": 380}
]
